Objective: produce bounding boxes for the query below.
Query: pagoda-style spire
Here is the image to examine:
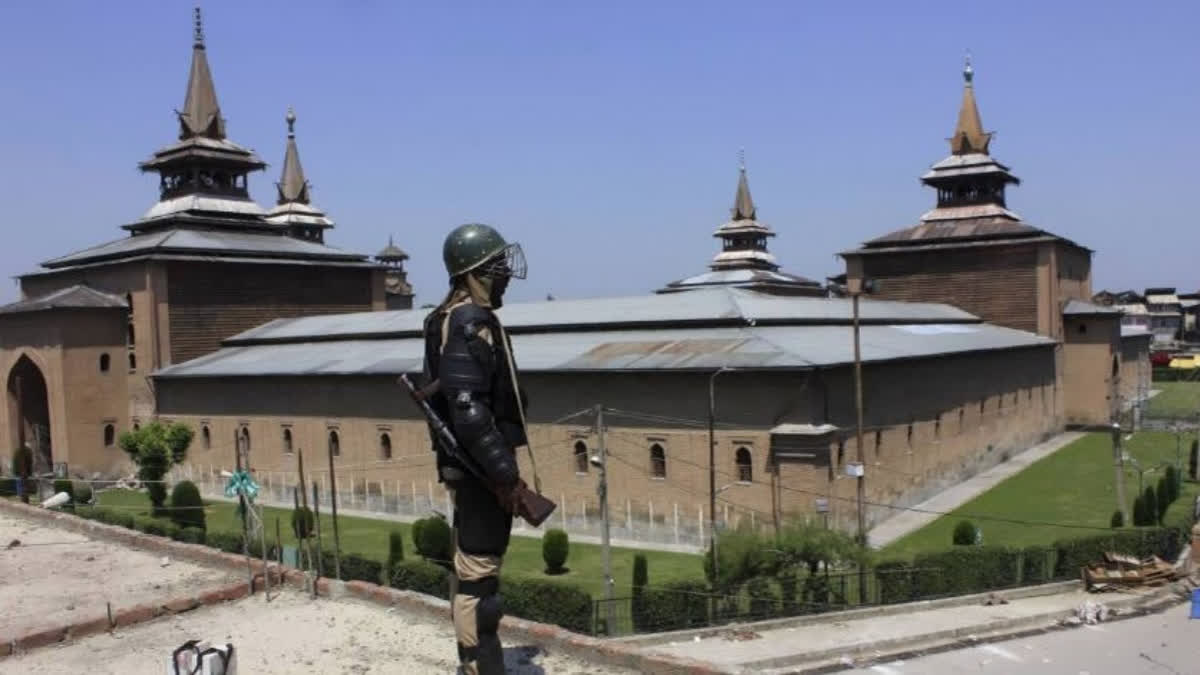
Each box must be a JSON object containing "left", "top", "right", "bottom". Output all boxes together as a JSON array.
[
  {"left": 177, "top": 7, "right": 225, "bottom": 140},
  {"left": 949, "top": 53, "right": 991, "bottom": 155},
  {"left": 731, "top": 148, "right": 756, "bottom": 220},
  {"left": 276, "top": 107, "right": 310, "bottom": 204}
]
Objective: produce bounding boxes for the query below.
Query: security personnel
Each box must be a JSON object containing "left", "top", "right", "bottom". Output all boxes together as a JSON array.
[{"left": 422, "top": 223, "right": 528, "bottom": 675}]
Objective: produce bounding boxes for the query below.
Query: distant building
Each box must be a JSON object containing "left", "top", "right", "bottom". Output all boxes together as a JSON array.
[
  {"left": 1144, "top": 287, "right": 1182, "bottom": 343},
  {"left": 658, "top": 159, "right": 824, "bottom": 296},
  {"left": 840, "top": 57, "right": 1142, "bottom": 426},
  {"left": 1093, "top": 290, "right": 1150, "bottom": 333}
]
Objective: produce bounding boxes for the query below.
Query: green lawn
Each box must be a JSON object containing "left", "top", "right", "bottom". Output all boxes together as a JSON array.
[
  {"left": 881, "top": 431, "right": 1200, "bottom": 560},
  {"left": 1147, "top": 381, "right": 1200, "bottom": 419},
  {"left": 95, "top": 490, "right": 703, "bottom": 598}
]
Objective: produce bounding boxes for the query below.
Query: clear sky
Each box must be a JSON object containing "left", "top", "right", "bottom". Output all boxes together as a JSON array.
[{"left": 1, "top": 1, "right": 1197, "bottom": 307}]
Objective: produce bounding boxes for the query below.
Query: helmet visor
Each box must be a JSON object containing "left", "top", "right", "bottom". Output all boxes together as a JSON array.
[{"left": 477, "top": 242, "right": 527, "bottom": 280}]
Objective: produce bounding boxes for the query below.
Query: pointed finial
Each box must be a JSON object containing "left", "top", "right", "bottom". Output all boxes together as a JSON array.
[
  {"left": 388, "top": 234, "right": 395, "bottom": 247},
  {"left": 963, "top": 50, "right": 974, "bottom": 84},
  {"left": 738, "top": 147, "right": 746, "bottom": 172},
  {"left": 286, "top": 107, "right": 296, "bottom": 137},
  {"left": 193, "top": 7, "right": 204, "bottom": 47}
]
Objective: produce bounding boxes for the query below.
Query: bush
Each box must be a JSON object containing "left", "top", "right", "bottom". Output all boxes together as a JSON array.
[
  {"left": 542, "top": 528, "right": 569, "bottom": 574},
  {"left": 631, "top": 554, "right": 649, "bottom": 631},
  {"left": 81, "top": 506, "right": 114, "bottom": 524},
  {"left": 176, "top": 527, "right": 206, "bottom": 545},
  {"left": 875, "top": 560, "right": 915, "bottom": 604},
  {"left": 114, "top": 511, "right": 135, "bottom": 530},
  {"left": 1189, "top": 440, "right": 1198, "bottom": 481},
  {"left": 387, "top": 529, "right": 405, "bottom": 572},
  {"left": 1164, "top": 466, "right": 1178, "bottom": 503},
  {"left": 1156, "top": 476, "right": 1172, "bottom": 524},
  {"left": 504, "top": 577, "right": 594, "bottom": 634},
  {"left": 777, "top": 570, "right": 800, "bottom": 615},
  {"left": 388, "top": 558, "right": 450, "bottom": 599},
  {"left": 1020, "top": 545, "right": 1055, "bottom": 584},
  {"left": 952, "top": 520, "right": 978, "bottom": 546},
  {"left": 169, "top": 481, "right": 206, "bottom": 531},
  {"left": 639, "top": 581, "right": 710, "bottom": 633},
  {"left": 413, "top": 515, "right": 452, "bottom": 564},
  {"left": 1132, "top": 494, "right": 1148, "bottom": 527},
  {"left": 73, "top": 481, "right": 93, "bottom": 506},
  {"left": 746, "top": 576, "right": 778, "bottom": 618},
  {"left": 206, "top": 530, "right": 244, "bottom": 554},
  {"left": 912, "top": 547, "right": 1020, "bottom": 597},
  {"left": 337, "top": 552, "right": 384, "bottom": 584},
  {"left": 1110, "top": 509, "right": 1124, "bottom": 528},
  {"left": 292, "top": 506, "right": 314, "bottom": 540},
  {"left": 1143, "top": 485, "right": 1158, "bottom": 525},
  {"left": 53, "top": 479, "right": 75, "bottom": 511},
  {"left": 134, "top": 515, "right": 170, "bottom": 537}
]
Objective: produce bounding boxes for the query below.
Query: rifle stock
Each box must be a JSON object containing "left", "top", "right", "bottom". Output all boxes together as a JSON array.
[{"left": 399, "top": 374, "right": 557, "bottom": 526}]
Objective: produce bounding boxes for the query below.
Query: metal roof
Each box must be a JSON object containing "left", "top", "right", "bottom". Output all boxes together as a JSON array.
[
  {"left": 226, "top": 288, "right": 979, "bottom": 345},
  {"left": 1120, "top": 326, "right": 1152, "bottom": 339},
  {"left": 41, "top": 228, "right": 367, "bottom": 269},
  {"left": 154, "top": 321, "right": 1053, "bottom": 379},
  {"left": 1063, "top": 299, "right": 1122, "bottom": 316},
  {"left": 0, "top": 285, "right": 127, "bottom": 315},
  {"left": 141, "top": 195, "right": 267, "bottom": 221}
]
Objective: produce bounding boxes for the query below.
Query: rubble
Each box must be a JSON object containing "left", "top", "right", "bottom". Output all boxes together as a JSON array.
[{"left": 1082, "top": 552, "right": 1180, "bottom": 591}]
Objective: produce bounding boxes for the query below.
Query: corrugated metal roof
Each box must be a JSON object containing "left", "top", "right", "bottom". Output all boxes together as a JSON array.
[
  {"left": 141, "top": 195, "right": 266, "bottom": 220},
  {"left": 1120, "top": 326, "right": 1152, "bottom": 339},
  {"left": 154, "top": 321, "right": 1053, "bottom": 379},
  {"left": 1063, "top": 299, "right": 1122, "bottom": 316},
  {"left": 865, "top": 217, "right": 1040, "bottom": 246},
  {"left": 0, "top": 285, "right": 127, "bottom": 315},
  {"left": 42, "top": 228, "right": 367, "bottom": 268},
  {"left": 226, "top": 288, "right": 978, "bottom": 345}
]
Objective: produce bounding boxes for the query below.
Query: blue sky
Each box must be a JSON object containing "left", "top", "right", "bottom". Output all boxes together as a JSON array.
[{"left": 1, "top": 1, "right": 1197, "bottom": 306}]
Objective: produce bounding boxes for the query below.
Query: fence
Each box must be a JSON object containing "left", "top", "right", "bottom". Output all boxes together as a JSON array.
[{"left": 169, "top": 463, "right": 766, "bottom": 551}]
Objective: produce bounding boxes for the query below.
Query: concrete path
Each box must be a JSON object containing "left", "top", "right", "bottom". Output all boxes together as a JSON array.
[
  {"left": 846, "top": 599, "right": 1195, "bottom": 675},
  {"left": 868, "top": 432, "right": 1085, "bottom": 549}
]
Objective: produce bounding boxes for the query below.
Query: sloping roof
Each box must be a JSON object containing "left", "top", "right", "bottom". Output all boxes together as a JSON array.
[
  {"left": 1120, "top": 325, "right": 1152, "bottom": 339},
  {"left": 154, "top": 321, "right": 1053, "bottom": 379},
  {"left": 659, "top": 268, "right": 822, "bottom": 294},
  {"left": 0, "top": 285, "right": 127, "bottom": 315},
  {"left": 225, "top": 287, "right": 978, "bottom": 345},
  {"left": 1063, "top": 299, "right": 1122, "bottom": 316},
  {"left": 40, "top": 228, "right": 367, "bottom": 270},
  {"left": 863, "top": 217, "right": 1041, "bottom": 247}
]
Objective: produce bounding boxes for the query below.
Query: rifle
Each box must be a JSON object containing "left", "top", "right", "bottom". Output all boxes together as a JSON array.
[{"left": 399, "top": 373, "right": 557, "bottom": 527}]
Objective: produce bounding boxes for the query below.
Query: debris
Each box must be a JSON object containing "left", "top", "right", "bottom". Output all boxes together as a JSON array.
[
  {"left": 1075, "top": 600, "right": 1110, "bottom": 625},
  {"left": 982, "top": 592, "right": 1009, "bottom": 606},
  {"left": 721, "top": 629, "right": 761, "bottom": 641},
  {"left": 1083, "top": 552, "right": 1179, "bottom": 591},
  {"left": 160, "top": 556, "right": 171, "bottom": 567},
  {"left": 6, "top": 539, "right": 20, "bottom": 549}
]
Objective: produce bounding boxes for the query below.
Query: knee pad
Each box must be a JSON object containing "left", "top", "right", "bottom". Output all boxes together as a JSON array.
[{"left": 477, "top": 593, "right": 504, "bottom": 636}]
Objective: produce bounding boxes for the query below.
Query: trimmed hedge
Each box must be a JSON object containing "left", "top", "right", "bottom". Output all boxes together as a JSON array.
[
  {"left": 169, "top": 481, "right": 206, "bottom": 531},
  {"left": 912, "top": 547, "right": 1020, "bottom": 598},
  {"left": 207, "top": 530, "right": 244, "bottom": 554},
  {"left": 176, "top": 527, "right": 206, "bottom": 545},
  {"left": 638, "top": 581, "right": 710, "bottom": 633},
  {"left": 73, "top": 481, "right": 93, "bottom": 506},
  {"left": 542, "top": 528, "right": 569, "bottom": 573},
  {"left": 1020, "top": 544, "right": 1054, "bottom": 585},
  {"left": 631, "top": 554, "right": 649, "bottom": 631},
  {"left": 504, "top": 577, "right": 593, "bottom": 634},
  {"left": 413, "top": 516, "right": 452, "bottom": 564},
  {"left": 875, "top": 560, "right": 916, "bottom": 604},
  {"left": 340, "top": 552, "right": 384, "bottom": 584},
  {"left": 0, "top": 478, "right": 16, "bottom": 497},
  {"left": 388, "top": 558, "right": 450, "bottom": 599}
]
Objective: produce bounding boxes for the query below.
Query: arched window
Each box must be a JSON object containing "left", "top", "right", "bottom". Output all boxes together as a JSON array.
[
  {"left": 103, "top": 424, "right": 115, "bottom": 447},
  {"left": 125, "top": 292, "right": 133, "bottom": 309},
  {"left": 132, "top": 422, "right": 141, "bottom": 431},
  {"left": 649, "top": 444, "right": 666, "bottom": 479},
  {"left": 906, "top": 423, "right": 914, "bottom": 446},
  {"left": 127, "top": 323, "right": 135, "bottom": 345},
  {"left": 1112, "top": 355, "right": 1120, "bottom": 378},
  {"left": 735, "top": 447, "right": 752, "bottom": 483},
  {"left": 574, "top": 440, "right": 589, "bottom": 474},
  {"left": 935, "top": 416, "right": 942, "bottom": 438},
  {"left": 979, "top": 399, "right": 985, "bottom": 414},
  {"left": 99, "top": 353, "right": 110, "bottom": 372},
  {"left": 240, "top": 427, "right": 251, "bottom": 454},
  {"left": 202, "top": 425, "right": 211, "bottom": 449},
  {"left": 329, "top": 430, "right": 340, "bottom": 457},
  {"left": 837, "top": 440, "right": 845, "bottom": 467},
  {"left": 874, "top": 430, "right": 882, "bottom": 456},
  {"left": 380, "top": 433, "right": 392, "bottom": 460},
  {"left": 282, "top": 428, "right": 293, "bottom": 454}
]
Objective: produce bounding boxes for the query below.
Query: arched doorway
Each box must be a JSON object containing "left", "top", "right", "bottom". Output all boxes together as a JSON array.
[{"left": 7, "top": 355, "right": 52, "bottom": 475}]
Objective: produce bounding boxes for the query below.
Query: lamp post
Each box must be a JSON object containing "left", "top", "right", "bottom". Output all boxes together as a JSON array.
[{"left": 708, "top": 366, "right": 735, "bottom": 580}]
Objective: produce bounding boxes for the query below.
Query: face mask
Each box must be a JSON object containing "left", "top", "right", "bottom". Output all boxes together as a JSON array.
[{"left": 490, "top": 275, "right": 510, "bottom": 308}]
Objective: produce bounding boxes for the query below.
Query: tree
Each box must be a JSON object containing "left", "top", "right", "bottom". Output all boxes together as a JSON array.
[
  {"left": 631, "top": 554, "right": 649, "bottom": 631},
  {"left": 1189, "top": 440, "right": 1198, "bottom": 482},
  {"left": 1142, "top": 485, "right": 1157, "bottom": 526},
  {"left": 1110, "top": 509, "right": 1124, "bottom": 528},
  {"left": 1156, "top": 476, "right": 1171, "bottom": 524},
  {"left": 118, "top": 422, "right": 193, "bottom": 515}
]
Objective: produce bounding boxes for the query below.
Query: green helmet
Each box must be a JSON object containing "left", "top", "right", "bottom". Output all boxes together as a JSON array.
[{"left": 442, "top": 223, "right": 527, "bottom": 280}]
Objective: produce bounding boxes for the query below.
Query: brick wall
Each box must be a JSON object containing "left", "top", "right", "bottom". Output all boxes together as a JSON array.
[{"left": 165, "top": 261, "right": 376, "bottom": 363}]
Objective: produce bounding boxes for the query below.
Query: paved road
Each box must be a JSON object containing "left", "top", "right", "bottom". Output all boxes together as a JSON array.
[{"left": 848, "top": 602, "right": 1197, "bottom": 674}]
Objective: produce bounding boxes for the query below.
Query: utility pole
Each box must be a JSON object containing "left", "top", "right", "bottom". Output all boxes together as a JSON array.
[
  {"left": 852, "top": 292, "right": 866, "bottom": 542},
  {"left": 595, "top": 405, "right": 615, "bottom": 635},
  {"left": 708, "top": 367, "right": 732, "bottom": 581},
  {"left": 1112, "top": 422, "right": 1128, "bottom": 524}
]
